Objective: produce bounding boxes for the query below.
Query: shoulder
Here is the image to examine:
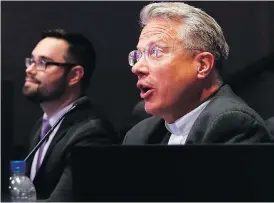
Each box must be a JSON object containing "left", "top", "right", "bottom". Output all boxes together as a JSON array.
[
  {"left": 205, "top": 85, "right": 266, "bottom": 125},
  {"left": 65, "top": 101, "right": 120, "bottom": 144},
  {"left": 193, "top": 86, "right": 270, "bottom": 142},
  {"left": 123, "top": 116, "right": 164, "bottom": 144},
  {"left": 68, "top": 117, "right": 120, "bottom": 145},
  {"left": 129, "top": 115, "right": 162, "bottom": 132}
]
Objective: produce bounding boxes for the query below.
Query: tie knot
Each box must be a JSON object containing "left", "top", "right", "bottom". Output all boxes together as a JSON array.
[{"left": 41, "top": 119, "right": 51, "bottom": 138}]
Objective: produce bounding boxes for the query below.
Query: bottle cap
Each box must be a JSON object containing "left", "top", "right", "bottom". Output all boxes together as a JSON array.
[{"left": 10, "top": 160, "right": 26, "bottom": 173}]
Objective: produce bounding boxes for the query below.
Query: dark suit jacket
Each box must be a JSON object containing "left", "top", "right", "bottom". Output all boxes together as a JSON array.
[
  {"left": 120, "top": 100, "right": 151, "bottom": 138},
  {"left": 26, "top": 96, "right": 121, "bottom": 201},
  {"left": 265, "top": 117, "right": 274, "bottom": 141},
  {"left": 123, "top": 85, "right": 272, "bottom": 144}
]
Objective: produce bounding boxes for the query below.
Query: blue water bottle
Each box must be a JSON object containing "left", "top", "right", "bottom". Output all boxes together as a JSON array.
[{"left": 9, "top": 160, "right": 36, "bottom": 202}]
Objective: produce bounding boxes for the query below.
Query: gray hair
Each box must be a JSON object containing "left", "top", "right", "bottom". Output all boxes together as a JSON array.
[{"left": 140, "top": 2, "right": 229, "bottom": 63}]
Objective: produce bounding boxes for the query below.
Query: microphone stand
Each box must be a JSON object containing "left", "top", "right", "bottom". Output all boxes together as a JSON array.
[{"left": 24, "top": 105, "right": 77, "bottom": 162}]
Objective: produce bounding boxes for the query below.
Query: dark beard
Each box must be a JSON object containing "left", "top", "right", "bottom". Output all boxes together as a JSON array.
[
  {"left": 23, "top": 76, "right": 67, "bottom": 104},
  {"left": 24, "top": 90, "right": 65, "bottom": 104}
]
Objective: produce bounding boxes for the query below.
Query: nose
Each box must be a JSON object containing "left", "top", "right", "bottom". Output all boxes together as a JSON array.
[
  {"left": 131, "top": 59, "right": 149, "bottom": 78},
  {"left": 25, "top": 62, "right": 37, "bottom": 75}
]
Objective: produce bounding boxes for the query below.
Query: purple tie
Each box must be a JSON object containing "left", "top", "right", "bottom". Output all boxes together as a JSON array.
[{"left": 36, "top": 119, "right": 51, "bottom": 172}]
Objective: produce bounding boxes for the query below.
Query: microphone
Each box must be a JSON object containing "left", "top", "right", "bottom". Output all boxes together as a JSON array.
[{"left": 24, "top": 96, "right": 87, "bottom": 162}]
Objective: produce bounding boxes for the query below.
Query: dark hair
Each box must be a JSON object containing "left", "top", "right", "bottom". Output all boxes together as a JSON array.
[{"left": 41, "top": 28, "right": 96, "bottom": 92}]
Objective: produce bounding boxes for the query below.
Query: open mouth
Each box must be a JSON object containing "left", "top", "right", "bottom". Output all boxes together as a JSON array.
[
  {"left": 138, "top": 84, "right": 154, "bottom": 99},
  {"left": 139, "top": 85, "right": 151, "bottom": 94}
]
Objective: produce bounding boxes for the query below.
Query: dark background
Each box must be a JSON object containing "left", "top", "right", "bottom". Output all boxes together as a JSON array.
[{"left": 2, "top": 1, "right": 274, "bottom": 157}]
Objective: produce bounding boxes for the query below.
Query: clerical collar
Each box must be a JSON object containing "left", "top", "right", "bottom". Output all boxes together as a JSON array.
[{"left": 165, "top": 100, "right": 211, "bottom": 135}]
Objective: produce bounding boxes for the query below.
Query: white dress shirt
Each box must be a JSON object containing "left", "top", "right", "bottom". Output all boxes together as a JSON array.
[
  {"left": 30, "top": 103, "right": 73, "bottom": 180},
  {"left": 165, "top": 100, "right": 210, "bottom": 145}
]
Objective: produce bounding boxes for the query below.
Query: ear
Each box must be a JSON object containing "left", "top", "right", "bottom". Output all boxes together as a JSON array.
[
  {"left": 67, "top": 65, "right": 84, "bottom": 86},
  {"left": 195, "top": 52, "right": 215, "bottom": 79}
]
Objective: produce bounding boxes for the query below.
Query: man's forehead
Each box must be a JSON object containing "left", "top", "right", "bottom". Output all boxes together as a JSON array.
[
  {"left": 137, "top": 19, "right": 182, "bottom": 49},
  {"left": 32, "top": 37, "right": 68, "bottom": 60}
]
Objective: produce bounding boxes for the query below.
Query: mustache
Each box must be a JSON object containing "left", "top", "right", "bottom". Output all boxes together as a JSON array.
[
  {"left": 138, "top": 80, "right": 154, "bottom": 87},
  {"left": 26, "top": 76, "right": 41, "bottom": 84}
]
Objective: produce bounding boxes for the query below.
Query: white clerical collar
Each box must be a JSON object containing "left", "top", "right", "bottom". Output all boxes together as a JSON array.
[{"left": 165, "top": 100, "right": 211, "bottom": 135}]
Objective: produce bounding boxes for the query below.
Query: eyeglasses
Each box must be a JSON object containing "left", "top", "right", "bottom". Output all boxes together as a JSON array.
[
  {"left": 128, "top": 44, "right": 173, "bottom": 67},
  {"left": 25, "top": 57, "right": 77, "bottom": 71}
]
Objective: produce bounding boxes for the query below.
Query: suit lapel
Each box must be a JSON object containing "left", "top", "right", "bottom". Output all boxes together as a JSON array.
[
  {"left": 161, "top": 131, "right": 171, "bottom": 144},
  {"left": 26, "top": 119, "right": 42, "bottom": 176},
  {"left": 186, "top": 84, "right": 232, "bottom": 143},
  {"left": 35, "top": 97, "right": 92, "bottom": 176},
  {"left": 29, "top": 118, "right": 43, "bottom": 151},
  {"left": 37, "top": 110, "right": 79, "bottom": 173},
  {"left": 146, "top": 117, "right": 168, "bottom": 144}
]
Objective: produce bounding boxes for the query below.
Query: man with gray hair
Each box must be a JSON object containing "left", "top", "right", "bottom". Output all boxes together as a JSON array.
[{"left": 124, "top": 2, "right": 272, "bottom": 144}]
